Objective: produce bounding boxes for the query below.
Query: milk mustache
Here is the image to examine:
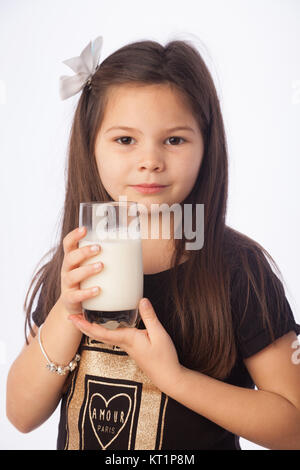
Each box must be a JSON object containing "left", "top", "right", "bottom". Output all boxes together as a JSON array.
[{"left": 79, "top": 234, "right": 143, "bottom": 329}]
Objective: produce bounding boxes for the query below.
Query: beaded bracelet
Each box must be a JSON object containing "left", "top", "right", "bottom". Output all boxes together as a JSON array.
[{"left": 38, "top": 323, "right": 80, "bottom": 375}]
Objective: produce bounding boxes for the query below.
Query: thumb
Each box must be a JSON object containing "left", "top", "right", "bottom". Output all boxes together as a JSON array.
[{"left": 139, "top": 298, "right": 161, "bottom": 337}]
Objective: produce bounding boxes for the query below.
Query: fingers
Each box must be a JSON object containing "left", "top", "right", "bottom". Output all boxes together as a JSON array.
[
  {"left": 65, "top": 285, "right": 101, "bottom": 304},
  {"left": 59, "top": 227, "right": 104, "bottom": 315},
  {"left": 138, "top": 298, "right": 161, "bottom": 339},
  {"left": 69, "top": 300, "right": 160, "bottom": 351},
  {"left": 61, "top": 226, "right": 103, "bottom": 288},
  {"left": 63, "top": 242, "right": 101, "bottom": 272},
  {"left": 69, "top": 314, "right": 132, "bottom": 347},
  {"left": 63, "top": 261, "right": 103, "bottom": 288},
  {"left": 63, "top": 226, "right": 86, "bottom": 255}
]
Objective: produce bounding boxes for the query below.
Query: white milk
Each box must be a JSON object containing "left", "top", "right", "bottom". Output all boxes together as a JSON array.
[{"left": 79, "top": 237, "right": 143, "bottom": 311}]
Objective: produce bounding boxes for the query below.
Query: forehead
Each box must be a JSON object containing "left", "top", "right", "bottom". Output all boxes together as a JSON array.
[{"left": 101, "top": 83, "right": 195, "bottom": 124}]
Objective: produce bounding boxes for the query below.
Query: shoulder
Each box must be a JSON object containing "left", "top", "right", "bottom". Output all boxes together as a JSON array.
[
  {"left": 224, "top": 225, "right": 274, "bottom": 274},
  {"left": 224, "top": 226, "right": 285, "bottom": 293},
  {"left": 223, "top": 226, "right": 300, "bottom": 359}
]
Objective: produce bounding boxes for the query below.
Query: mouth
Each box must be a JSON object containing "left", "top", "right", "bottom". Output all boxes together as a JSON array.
[{"left": 130, "top": 183, "right": 169, "bottom": 194}]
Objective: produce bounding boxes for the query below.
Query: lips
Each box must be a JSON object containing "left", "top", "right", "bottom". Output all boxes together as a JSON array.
[
  {"left": 132, "top": 183, "right": 167, "bottom": 188},
  {"left": 130, "top": 183, "right": 168, "bottom": 194}
]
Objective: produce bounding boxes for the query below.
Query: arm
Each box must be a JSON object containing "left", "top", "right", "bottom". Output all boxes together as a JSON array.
[
  {"left": 7, "top": 225, "right": 103, "bottom": 433},
  {"left": 168, "top": 331, "right": 300, "bottom": 450},
  {"left": 6, "top": 297, "right": 82, "bottom": 433}
]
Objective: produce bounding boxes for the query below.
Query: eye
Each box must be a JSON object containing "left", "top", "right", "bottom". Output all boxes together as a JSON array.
[
  {"left": 115, "top": 136, "right": 135, "bottom": 145},
  {"left": 165, "top": 136, "right": 186, "bottom": 145},
  {"left": 114, "top": 135, "right": 186, "bottom": 146}
]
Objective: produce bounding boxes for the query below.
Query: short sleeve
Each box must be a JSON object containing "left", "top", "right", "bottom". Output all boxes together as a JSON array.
[{"left": 230, "top": 250, "right": 300, "bottom": 359}]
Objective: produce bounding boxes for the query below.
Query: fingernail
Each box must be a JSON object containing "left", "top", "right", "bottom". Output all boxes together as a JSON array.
[
  {"left": 90, "top": 245, "right": 100, "bottom": 252},
  {"left": 78, "top": 226, "right": 85, "bottom": 234},
  {"left": 141, "top": 298, "right": 150, "bottom": 308}
]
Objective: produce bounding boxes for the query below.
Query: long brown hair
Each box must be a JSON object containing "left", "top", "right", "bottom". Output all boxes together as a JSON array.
[{"left": 24, "top": 38, "right": 284, "bottom": 379}]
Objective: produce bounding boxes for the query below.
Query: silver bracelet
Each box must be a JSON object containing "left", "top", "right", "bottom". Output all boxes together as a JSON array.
[{"left": 38, "top": 323, "right": 80, "bottom": 375}]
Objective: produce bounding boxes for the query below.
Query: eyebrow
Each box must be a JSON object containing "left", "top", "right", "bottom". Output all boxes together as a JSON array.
[{"left": 104, "top": 125, "right": 195, "bottom": 134}]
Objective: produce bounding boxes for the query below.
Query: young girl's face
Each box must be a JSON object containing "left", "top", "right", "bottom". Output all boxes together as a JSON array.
[{"left": 94, "top": 83, "right": 204, "bottom": 209}]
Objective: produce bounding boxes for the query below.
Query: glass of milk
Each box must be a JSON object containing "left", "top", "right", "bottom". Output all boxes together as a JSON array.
[{"left": 78, "top": 201, "right": 143, "bottom": 330}]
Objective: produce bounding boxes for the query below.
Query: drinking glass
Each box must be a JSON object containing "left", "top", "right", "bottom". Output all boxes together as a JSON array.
[{"left": 78, "top": 201, "right": 143, "bottom": 329}]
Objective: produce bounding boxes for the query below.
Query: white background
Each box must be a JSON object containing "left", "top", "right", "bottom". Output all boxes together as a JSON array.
[{"left": 1, "top": 0, "right": 299, "bottom": 451}]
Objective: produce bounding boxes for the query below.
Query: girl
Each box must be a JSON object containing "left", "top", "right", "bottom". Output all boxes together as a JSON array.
[{"left": 6, "top": 36, "right": 300, "bottom": 450}]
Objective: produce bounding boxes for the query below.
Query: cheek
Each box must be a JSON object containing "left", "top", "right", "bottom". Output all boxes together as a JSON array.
[
  {"left": 177, "top": 158, "right": 201, "bottom": 186},
  {"left": 187, "top": 151, "right": 203, "bottom": 181},
  {"left": 174, "top": 154, "right": 202, "bottom": 199},
  {"left": 96, "top": 157, "right": 124, "bottom": 191},
  {"left": 187, "top": 163, "right": 201, "bottom": 187}
]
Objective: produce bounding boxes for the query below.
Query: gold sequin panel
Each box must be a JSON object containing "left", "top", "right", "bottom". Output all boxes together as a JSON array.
[{"left": 63, "top": 336, "right": 168, "bottom": 450}]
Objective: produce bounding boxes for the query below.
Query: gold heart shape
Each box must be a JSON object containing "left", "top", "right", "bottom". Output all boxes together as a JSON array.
[{"left": 88, "top": 393, "right": 132, "bottom": 449}]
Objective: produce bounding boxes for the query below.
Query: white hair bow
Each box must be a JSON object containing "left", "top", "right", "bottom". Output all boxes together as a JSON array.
[{"left": 59, "top": 36, "right": 103, "bottom": 100}]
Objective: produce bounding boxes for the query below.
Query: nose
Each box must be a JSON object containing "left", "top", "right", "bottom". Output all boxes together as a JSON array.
[{"left": 138, "top": 146, "right": 165, "bottom": 172}]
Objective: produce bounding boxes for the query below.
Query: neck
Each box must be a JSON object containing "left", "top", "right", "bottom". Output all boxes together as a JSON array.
[
  {"left": 139, "top": 210, "right": 176, "bottom": 242},
  {"left": 138, "top": 211, "right": 189, "bottom": 274}
]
